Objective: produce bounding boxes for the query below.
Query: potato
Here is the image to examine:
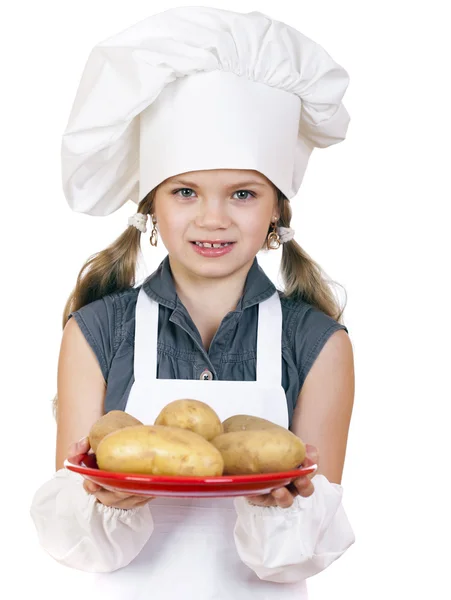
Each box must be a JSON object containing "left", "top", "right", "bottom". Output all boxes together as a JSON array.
[
  {"left": 96, "top": 424, "right": 224, "bottom": 476},
  {"left": 211, "top": 429, "right": 306, "bottom": 475},
  {"left": 88, "top": 410, "right": 142, "bottom": 453},
  {"left": 155, "top": 399, "right": 223, "bottom": 441},
  {"left": 222, "top": 414, "right": 286, "bottom": 433}
]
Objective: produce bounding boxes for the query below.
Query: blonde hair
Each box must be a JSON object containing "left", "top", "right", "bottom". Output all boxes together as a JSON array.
[
  {"left": 52, "top": 185, "right": 346, "bottom": 418},
  {"left": 277, "top": 188, "right": 346, "bottom": 320}
]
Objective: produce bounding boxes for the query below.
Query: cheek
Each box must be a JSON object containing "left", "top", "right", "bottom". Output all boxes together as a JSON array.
[
  {"left": 239, "top": 213, "right": 270, "bottom": 242},
  {"left": 157, "top": 213, "right": 188, "bottom": 246}
]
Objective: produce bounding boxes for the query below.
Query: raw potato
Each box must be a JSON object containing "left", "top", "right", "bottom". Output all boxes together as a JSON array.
[
  {"left": 96, "top": 424, "right": 224, "bottom": 476},
  {"left": 222, "top": 414, "right": 286, "bottom": 433},
  {"left": 155, "top": 399, "right": 223, "bottom": 441},
  {"left": 211, "top": 429, "right": 306, "bottom": 475},
  {"left": 88, "top": 410, "right": 142, "bottom": 453}
]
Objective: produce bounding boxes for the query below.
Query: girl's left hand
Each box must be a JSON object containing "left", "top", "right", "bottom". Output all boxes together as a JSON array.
[{"left": 246, "top": 444, "right": 319, "bottom": 509}]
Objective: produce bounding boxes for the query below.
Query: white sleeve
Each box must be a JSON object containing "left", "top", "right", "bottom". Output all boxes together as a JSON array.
[
  {"left": 233, "top": 474, "right": 355, "bottom": 583},
  {"left": 29, "top": 468, "right": 154, "bottom": 573}
]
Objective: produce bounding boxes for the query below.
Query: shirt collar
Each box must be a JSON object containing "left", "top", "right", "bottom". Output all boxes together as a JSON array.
[{"left": 142, "top": 255, "right": 277, "bottom": 311}]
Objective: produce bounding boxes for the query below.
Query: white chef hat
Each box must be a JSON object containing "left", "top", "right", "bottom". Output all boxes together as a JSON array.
[{"left": 61, "top": 6, "right": 351, "bottom": 217}]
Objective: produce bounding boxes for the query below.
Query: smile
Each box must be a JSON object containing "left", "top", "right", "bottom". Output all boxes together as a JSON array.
[{"left": 193, "top": 242, "right": 233, "bottom": 248}]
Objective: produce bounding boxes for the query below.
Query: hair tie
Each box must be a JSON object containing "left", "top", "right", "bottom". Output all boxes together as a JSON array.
[
  {"left": 277, "top": 226, "right": 295, "bottom": 243},
  {"left": 128, "top": 213, "right": 148, "bottom": 233}
]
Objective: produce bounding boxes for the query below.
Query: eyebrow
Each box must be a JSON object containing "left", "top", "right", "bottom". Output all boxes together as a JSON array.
[{"left": 165, "top": 178, "right": 268, "bottom": 188}]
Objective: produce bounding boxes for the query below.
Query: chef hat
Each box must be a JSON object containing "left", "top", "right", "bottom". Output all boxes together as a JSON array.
[{"left": 61, "top": 6, "right": 351, "bottom": 217}]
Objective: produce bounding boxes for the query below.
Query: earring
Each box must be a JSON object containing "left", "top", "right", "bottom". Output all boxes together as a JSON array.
[
  {"left": 149, "top": 214, "right": 158, "bottom": 247},
  {"left": 266, "top": 220, "right": 281, "bottom": 250}
]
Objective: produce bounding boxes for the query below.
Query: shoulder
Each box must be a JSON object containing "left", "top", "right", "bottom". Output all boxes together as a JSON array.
[
  {"left": 280, "top": 293, "right": 349, "bottom": 387},
  {"left": 70, "top": 287, "right": 139, "bottom": 332},
  {"left": 280, "top": 293, "right": 348, "bottom": 335},
  {"left": 68, "top": 287, "right": 140, "bottom": 377}
]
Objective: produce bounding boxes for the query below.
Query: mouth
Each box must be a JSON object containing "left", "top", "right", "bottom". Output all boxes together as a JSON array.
[
  {"left": 190, "top": 240, "right": 236, "bottom": 258},
  {"left": 190, "top": 241, "right": 235, "bottom": 248}
]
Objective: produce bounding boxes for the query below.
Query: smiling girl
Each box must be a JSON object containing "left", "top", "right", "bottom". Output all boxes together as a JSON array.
[{"left": 30, "top": 7, "right": 355, "bottom": 600}]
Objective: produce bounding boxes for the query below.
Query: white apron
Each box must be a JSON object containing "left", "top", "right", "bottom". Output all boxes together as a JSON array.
[{"left": 91, "top": 287, "right": 309, "bottom": 599}]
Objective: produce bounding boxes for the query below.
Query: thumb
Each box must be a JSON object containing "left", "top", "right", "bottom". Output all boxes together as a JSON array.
[
  {"left": 68, "top": 436, "right": 90, "bottom": 458},
  {"left": 305, "top": 443, "right": 319, "bottom": 465},
  {"left": 302, "top": 444, "right": 319, "bottom": 479}
]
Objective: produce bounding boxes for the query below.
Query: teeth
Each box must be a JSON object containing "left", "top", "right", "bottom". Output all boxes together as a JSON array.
[{"left": 194, "top": 242, "right": 231, "bottom": 248}]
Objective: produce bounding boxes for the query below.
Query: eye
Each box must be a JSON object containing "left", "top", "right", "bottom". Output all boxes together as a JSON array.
[
  {"left": 233, "top": 190, "right": 256, "bottom": 201},
  {"left": 172, "top": 188, "right": 196, "bottom": 198},
  {"left": 171, "top": 188, "right": 256, "bottom": 200}
]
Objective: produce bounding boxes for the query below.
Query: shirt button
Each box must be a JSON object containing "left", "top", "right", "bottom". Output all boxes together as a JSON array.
[{"left": 200, "top": 369, "right": 213, "bottom": 381}]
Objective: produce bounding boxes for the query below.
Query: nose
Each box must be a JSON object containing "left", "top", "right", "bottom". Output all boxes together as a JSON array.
[{"left": 194, "top": 198, "right": 231, "bottom": 231}]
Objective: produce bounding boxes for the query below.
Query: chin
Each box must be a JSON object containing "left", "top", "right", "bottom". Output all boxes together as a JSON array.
[
  {"left": 178, "top": 254, "right": 253, "bottom": 280},
  {"left": 188, "top": 261, "right": 239, "bottom": 280}
]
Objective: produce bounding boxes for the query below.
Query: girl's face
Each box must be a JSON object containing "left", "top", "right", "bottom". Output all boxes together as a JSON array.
[{"left": 153, "top": 169, "right": 279, "bottom": 281}]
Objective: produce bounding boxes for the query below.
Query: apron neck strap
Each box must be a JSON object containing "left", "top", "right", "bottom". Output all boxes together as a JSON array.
[
  {"left": 256, "top": 291, "right": 283, "bottom": 384},
  {"left": 134, "top": 287, "right": 282, "bottom": 384}
]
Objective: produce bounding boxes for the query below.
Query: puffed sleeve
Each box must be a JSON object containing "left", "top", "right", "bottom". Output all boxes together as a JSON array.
[
  {"left": 290, "top": 302, "right": 349, "bottom": 391},
  {"left": 68, "top": 293, "right": 120, "bottom": 383},
  {"left": 30, "top": 468, "right": 154, "bottom": 573},
  {"left": 233, "top": 474, "right": 355, "bottom": 583}
]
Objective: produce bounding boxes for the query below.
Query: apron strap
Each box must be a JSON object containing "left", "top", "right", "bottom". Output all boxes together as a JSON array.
[
  {"left": 134, "top": 286, "right": 159, "bottom": 382},
  {"left": 134, "top": 287, "right": 282, "bottom": 384},
  {"left": 256, "top": 292, "right": 283, "bottom": 384}
]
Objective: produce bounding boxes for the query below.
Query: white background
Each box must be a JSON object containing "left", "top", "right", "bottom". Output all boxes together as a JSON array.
[{"left": 1, "top": 1, "right": 450, "bottom": 598}]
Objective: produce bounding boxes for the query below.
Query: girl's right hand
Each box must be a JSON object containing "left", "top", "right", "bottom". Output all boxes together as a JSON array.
[{"left": 67, "top": 437, "right": 155, "bottom": 510}]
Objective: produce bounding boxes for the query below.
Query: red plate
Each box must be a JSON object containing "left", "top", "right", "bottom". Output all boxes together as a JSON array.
[{"left": 64, "top": 453, "right": 317, "bottom": 498}]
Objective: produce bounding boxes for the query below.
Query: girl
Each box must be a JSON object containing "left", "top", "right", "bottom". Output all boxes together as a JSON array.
[{"left": 30, "top": 6, "right": 355, "bottom": 599}]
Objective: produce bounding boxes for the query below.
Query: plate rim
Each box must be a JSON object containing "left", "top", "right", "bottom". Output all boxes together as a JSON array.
[{"left": 64, "top": 453, "right": 317, "bottom": 484}]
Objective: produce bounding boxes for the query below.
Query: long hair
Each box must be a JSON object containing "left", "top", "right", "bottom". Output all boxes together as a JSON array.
[
  {"left": 52, "top": 190, "right": 157, "bottom": 419},
  {"left": 52, "top": 184, "right": 345, "bottom": 418},
  {"left": 277, "top": 188, "right": 346, "bottom": 322}
]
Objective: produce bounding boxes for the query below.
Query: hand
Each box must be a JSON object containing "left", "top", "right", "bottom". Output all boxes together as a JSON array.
[
  {"left": 67, "top": 436, "right": 155, "bottom": 510},
  {"left": 246, "top": 444, "right": 319, "bottom": 509}
]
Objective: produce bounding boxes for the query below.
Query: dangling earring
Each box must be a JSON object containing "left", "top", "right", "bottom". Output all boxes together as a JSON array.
[
  {"left": 266, "top": 220, "right": 281, "bottom": 250},
  {"left": 149, "top": 214, "right": 158, "bottom": 247}
]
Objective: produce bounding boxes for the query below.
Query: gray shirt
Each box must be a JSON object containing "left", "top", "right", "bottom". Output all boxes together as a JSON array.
[{"left": 69, "top": 256, "right": 348, "bottom": 427}]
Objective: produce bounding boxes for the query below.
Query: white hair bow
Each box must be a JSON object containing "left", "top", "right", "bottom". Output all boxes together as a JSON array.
[
  {"left": 277, "top": 227, "right": 295, "bottom": 243},
  {"left": 128, "top": 213, "right": 148, "bottom": 233}
]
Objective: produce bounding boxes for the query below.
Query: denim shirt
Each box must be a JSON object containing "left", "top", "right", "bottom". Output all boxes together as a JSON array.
[{"left": 69, "top": 256, "right": 348, "bottom": 427}]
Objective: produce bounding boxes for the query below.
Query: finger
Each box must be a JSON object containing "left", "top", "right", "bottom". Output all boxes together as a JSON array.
[
  {"left": 246, "top": 495, "right": 264, "bottom": 505},
  {"left": 301, "top": 444, "right": 319, "bottom": 479},
  {"left": 133, "top": 498, "right": 153, "bottom": 506},
  {"left": 286, "top": 482, "right": 300, "bottom": 497},
  {"left": 131, "top": 492, "right": 155, "bottom": 501},
  {"left": 271, "top": 487, "right": 295, "bottom": 508},
  {"left": 294, "top": 476, "right": 315, "bottom": 498},
  {"left": 93, "top": 488, "right": 151, "bottom": 509},
  {"left": 130, "top": 496, "right": 155, "bottom": 507},
  {"left": 93, "top": 489, "right": 128, "bottom": 508},
  {"left": 107, "top": 490, "right": 136, "bottom": 500},
  {"left": 96, "top": 495, "right": 147, "bottom": 510},
  {"left": 246, "top": 494, "right": 274, "bottom": 507},
  {"left": 83, "top": 479, "right": 102, "bottom": 494},
  {"left": 304, "top": 444, "right": 319, "bottom": 466},
  {"left": 68, "top": 436, "right": 90, "bottom": 458},
  {"left": 89, "top": 485, "right": 135, "bottom": 500}
]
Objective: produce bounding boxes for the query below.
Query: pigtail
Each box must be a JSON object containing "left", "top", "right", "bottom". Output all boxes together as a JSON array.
[
  {"left": 277, "top": 190, "right": 347, "bottom": 324},
  {"left": 52, "top": 190, "right": 155, "bottom": 419}
]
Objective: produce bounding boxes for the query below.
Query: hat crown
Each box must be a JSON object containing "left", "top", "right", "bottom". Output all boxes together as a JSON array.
[{"left": 61, "top": 7, "right": 350, "bottom": 216}]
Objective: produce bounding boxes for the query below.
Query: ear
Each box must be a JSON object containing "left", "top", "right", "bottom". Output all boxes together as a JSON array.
[{"left": 273, "top": 191, "right": 281, "bottom": 221}]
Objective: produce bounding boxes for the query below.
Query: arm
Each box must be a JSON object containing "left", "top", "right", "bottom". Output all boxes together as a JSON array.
[
  {"left": 233, "top": 329, "right": 356, "bottom": 582},
  {"left": 29, "top": 317, "right": 154, "bottom": 573},
  {"left": 291, "top": 328, "right": 354, "bottom": 485}
]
